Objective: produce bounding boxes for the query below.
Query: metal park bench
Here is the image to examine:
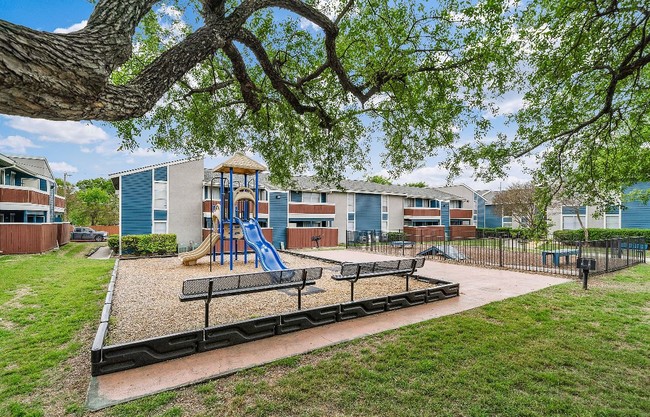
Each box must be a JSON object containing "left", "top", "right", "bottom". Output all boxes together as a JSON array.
[
  {"left": 180, "top": 267, "right": 323, "bottom": 327},
  {"left": 541, "top": 249, "right": 579, "bottom": 267},
  {"left": 332, "top": 258, "right": 425, "bottom": 301}
]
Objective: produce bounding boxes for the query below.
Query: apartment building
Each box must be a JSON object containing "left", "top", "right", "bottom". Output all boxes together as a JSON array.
[
  {"left": 112, "top": 156, "right": 475, "bottom": 249},
  {"left": 0, "top": 152, "right": 69, "bottom": 254}
]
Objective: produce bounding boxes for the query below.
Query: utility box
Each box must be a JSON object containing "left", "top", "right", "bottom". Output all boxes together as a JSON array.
[
  {"left": 576, "top": 257, "right": 596, "bottom": 270},
  {"left": 576, "top": 257, "right": 596, "bottom": 290}
]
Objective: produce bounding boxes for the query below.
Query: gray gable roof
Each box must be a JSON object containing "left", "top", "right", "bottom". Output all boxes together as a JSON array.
[
  {"left": 3, "top": 154, "right": 54, "bottom": 180},
  {"left": 202, "top": 170, "right": 465, "bottom": 201}
]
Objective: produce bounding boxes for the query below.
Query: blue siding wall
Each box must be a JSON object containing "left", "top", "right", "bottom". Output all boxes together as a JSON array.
[
  {"left": 269, "top": 192, "right": 288, "bottom": 248},
  {"left": 484, "top": 205, "right": 503, "bottom": 228},
  {"left": 355, "top": 194, "right": 381, "bottom": 231},
  {"left": 154, "top": 166, "right": 168, "bottom": 182},
  {"left": 122, "top": 170, "right": 152, "bottom": 235},
  {"left": 622, "top": 182, "right": 650, "bottom": 228},
  {"left": 441, "top": 202, "right": 450, "bottom": 237},
  {"left": 476, "top": 195, "right": 486, "bottom": 228}
]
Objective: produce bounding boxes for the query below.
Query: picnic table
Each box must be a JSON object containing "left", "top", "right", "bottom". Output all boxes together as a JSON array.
[{"left": 541, "top": 249, "right": 579, "bottom": 267}]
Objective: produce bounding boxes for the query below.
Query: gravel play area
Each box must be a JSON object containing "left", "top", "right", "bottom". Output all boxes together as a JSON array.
[{"left": 108, "top": 253, "right": 433, "bottom": 344}]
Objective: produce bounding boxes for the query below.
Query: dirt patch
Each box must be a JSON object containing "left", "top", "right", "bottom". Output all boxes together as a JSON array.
[{"left": 3, "top": 286, "right": 34, "bottom": 309}]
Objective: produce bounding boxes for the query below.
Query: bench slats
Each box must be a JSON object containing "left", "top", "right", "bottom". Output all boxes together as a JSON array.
[
  {"left": 334, "top": 258, "right": 424, "bottom": 281},
  {"left": 181, "top": 267, "right": 323, "bottom": 300}
]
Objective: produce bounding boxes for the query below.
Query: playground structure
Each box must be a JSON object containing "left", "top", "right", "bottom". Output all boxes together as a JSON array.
[{"left": 180, "top": 153, "right": 285, "bottom": 271}]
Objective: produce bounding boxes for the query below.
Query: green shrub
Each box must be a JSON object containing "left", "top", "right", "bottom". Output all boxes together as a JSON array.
[
  {"left": 107, "top": 235, "right": 119, "bottom": 251},
  {"left": 553, "top": 228, "right": 650, "bottom": 242},
  {"left": 112, "top": 234, "right": 177, "bottom": 256},
  {"left": 387, "top": 231, "right": 406, "bottom": 241}
]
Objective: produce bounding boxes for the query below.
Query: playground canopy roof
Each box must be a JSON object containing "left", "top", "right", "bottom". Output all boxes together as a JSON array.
[{"left": 213, "top": 152, "right": 267, "bottom": 175}]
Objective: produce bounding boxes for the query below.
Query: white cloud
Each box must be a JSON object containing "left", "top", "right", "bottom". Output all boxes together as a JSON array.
[
  {"left": 0, "top": 135, "right": 40, "bottom": 154},
  {"left": 370, "top": 157, "right": 534, "bottom": 191},
  {"left": 49, "top": 162, "right": 78, "bottom": 174},
  {"left": 53, "top": 20, "right": 87, "bottom": 34},
  {"left": 128, "top": 148, "right": 177, "bottom": 158},
  {"left": 4, "top": 116, "right": 109, "bottom": 144},
  {"left": 87, "top": 140, "right": 178, "bottom": 160},
  {"left": 299, "top": 17, "right": 321, "bottom": 31},
  {"left": 159, "top": 4, "right": 182, "bottom": 19},
  {"left": 485, "top": 96, "right": 526, "bottom": 119}
]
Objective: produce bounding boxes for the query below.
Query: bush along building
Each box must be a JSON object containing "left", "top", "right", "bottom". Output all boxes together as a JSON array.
[
  {"left": 0, "top": 152, "right": 70, "bottom": 254},
  {"left": 111, "top": 153, "right": 476, "bottom": 251}
]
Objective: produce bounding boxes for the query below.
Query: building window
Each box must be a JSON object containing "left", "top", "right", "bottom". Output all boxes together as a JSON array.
[
  {"left": 259, "top": 189, "right": 268, "bottom": 201},
  {"left": 347, "top": 193, "right": 355, "bottom": 231},
  {"left": 381, "top": 195, "right": 388, "bottom": 213},
  {"left": 605, "top": 215, "right": 619, "bottom": 229},
  {"left": 10, "top": 171, "right": 16, "bottom": 186},
  {"left": 381, "top": 195, "right": 389, "bottom": 231},
  {"left": 562, "top": 216, "right": 581, "bottom": 230},
  {"left": 404, "top": 199, "right": 414, "bottom": 208},
  {"left": 153, "top": 182, "right": 167, "bottom": 210},
  {"left": 0, "top": 169, "right": 4, "bottom": 185},
  {"left": 290, "top": 191, "right": 302, "bottom": 202},
  {"left": 450, "top": 200, "right": 463, "bottom": 208},
  {"left": 502, "top": 216, "right": 513, "bottom": 228},
  {"left": 153, "top": 221, "right": 167, "bottom": 234},
  {"left": 302, "top": 192, "right": 322, "bottom": 204}
]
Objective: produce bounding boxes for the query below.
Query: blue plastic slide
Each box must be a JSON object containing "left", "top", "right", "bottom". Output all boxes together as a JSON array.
[{"left": 236, "top": 218, "right": 289, "bottom": 271}]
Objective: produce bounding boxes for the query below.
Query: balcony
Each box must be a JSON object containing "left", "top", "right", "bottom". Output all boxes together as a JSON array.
[
  {"left": 403, "top": 208, "right": 441, "bottom": 217},
  {"left": 0, "top": 186, "right": 49, "bottom": 207},
  {"left": 55, "top": 196, "right": 66, "bottom": 210},
  {"left": 288, "top": 203, "right": 335, "bottom": 215},
  {"left": 450, "top": 209, "right": 473, "bottom": 219}
]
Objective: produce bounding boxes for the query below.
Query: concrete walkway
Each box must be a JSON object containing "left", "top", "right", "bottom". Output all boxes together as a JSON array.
[
  {"left": 88, "top": 246, "right": 112, "bottom": 260},
  {"left": 87, "top": 250, "right": 571, "bottom": 410}
]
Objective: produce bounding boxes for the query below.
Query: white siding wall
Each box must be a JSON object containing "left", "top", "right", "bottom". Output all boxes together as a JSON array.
[{"left": 168, "top": 160, "right": 204, "bottom": 246}]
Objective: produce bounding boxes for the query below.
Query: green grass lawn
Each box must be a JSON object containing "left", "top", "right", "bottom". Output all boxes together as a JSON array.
[
  {"left": 110, "top": 265, "right": 650, "bottom": 417},
  {"left": 0, "top": 243, "right": 113, "bottom": 417},
  {"left": 1, "top": 246, "right": 648, "bottom": 417}
]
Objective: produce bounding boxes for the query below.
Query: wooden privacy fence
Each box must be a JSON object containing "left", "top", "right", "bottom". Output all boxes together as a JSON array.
[
  {"left": 0, "top": 222, "right": 72, "bottom": 254},
  {"left": 90, "top": 225, "right": 119, "bottom": 235},
  {"left": 286, "top": 227, "right": 338, "bottom": 249}
]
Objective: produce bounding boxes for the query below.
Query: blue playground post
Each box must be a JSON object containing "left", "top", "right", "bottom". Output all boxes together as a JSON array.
[
  {"left": 229, "top": 168, "right": 234, "bottom": 270},
  {"left": 255, "top": 170, "right": 259, "bottom": 268},
  {"left": 220, "top": 173, "right": 224, "bottom": 266},
  {"left": 243, "top": 174, "right": 248, "bottom": 264}
]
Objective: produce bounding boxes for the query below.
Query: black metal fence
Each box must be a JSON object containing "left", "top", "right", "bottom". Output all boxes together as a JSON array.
[{"left": 346, "top": 230, "right": 647, "bottom": 277}]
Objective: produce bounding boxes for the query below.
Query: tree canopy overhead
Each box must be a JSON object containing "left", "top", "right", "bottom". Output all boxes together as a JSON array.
[
  {"left": 1, "top": 0, "right": 648, "bottom": 203},
  {"left": 0, "top": 0, "right": 517, "bottom": 184},
  {"left": 463, "top": 0, "right": 650, "bottom": 208}
]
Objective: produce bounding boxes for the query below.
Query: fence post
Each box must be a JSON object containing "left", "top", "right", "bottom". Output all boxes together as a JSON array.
[
  {"left": 605, "top": 239, "right": 609, "bottom": 272},
  {"left": 499, "top": 236, "right": 503, "bottom": 267},
  {"left": 626, "top": 237, "right": 630, "bottom": 266}
]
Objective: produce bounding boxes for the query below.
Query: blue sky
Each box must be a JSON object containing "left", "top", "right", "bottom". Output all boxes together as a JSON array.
[{"left": 0, "top": 0, "right": 529, "bottom": 190}]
